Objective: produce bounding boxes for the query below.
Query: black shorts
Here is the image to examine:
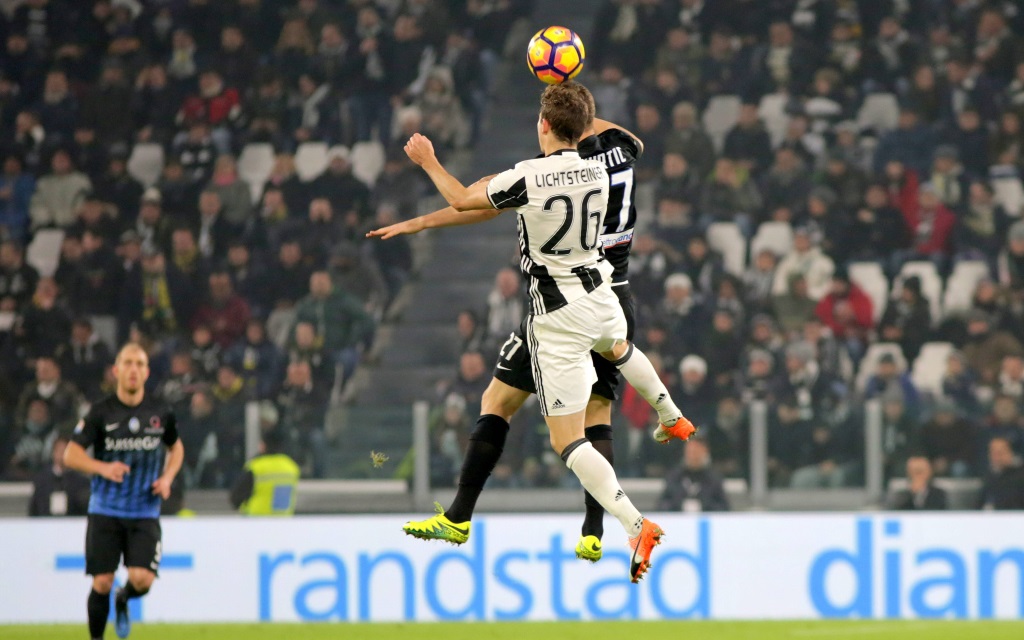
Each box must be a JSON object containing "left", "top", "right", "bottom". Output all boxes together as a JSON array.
[
  {"left": 85, "top": 514, "right": 162, "bottom": 576},
  {"left": 494, "top": 283, "right": 636, "bottom": 401}
]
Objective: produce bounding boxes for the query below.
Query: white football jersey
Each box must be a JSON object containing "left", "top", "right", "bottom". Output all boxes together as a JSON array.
[{"left": 486, "top": 149, "right": 612, "bottom": 314}]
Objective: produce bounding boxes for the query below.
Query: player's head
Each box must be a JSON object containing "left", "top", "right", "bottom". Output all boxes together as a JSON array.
[
  {"left": 558, "top": 81, "right": 596, "bottom": 126},
  {"left": 537, "top": 82, "right": 591, "bottom": 147},
  {"left": 114, "top": 343, "right": 150, "bottom": 394}
]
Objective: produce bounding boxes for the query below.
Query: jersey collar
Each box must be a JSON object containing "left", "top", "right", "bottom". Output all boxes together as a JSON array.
[{"left": 545, "top": 148, "right": 579, "bottom": 157}]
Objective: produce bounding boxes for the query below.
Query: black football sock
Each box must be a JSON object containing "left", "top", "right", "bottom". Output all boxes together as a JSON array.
[
  {"left": 582, "top": 424, "right": 614, "bottom": 539},
  {"left": 445, "top": 414, "right": 509, "bottom": 523},
  {"left": 88, "top": 589, "right": 109, "bottom": 639},
  {"left": 123, "top": 582, "right": 148, "bottom": 599}
]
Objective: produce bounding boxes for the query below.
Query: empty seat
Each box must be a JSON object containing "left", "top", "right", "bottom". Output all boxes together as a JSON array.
[
  {"left": 26, "top": 229, "right": 65, "bottom": 277},
  {"left": 750, "top": 221, "right": 793, "bottom": 258},
  {"left": 758, "top": 93, "right": 790, "bottom": 147},
  {"left": 294, "top": 142, "right": 329, "bottom": 181},
  {"left": 991, "top": 169, "right": 1024, "bottom": 218},
  {"left": 848, "top": 262, "right": 889, "bottom": 323},
  {"left": 911, "top": 342, "right": 954, "bottom": 397},
  {"left": 238, "top": 143, "right": 276, "bottom": 201},
  {"left": 702, "top": 95, "right": 741, "bottom": 152},
  {"left": 706, "top": 222, "right": 746, "bottom": 276},
  {"left": 126, "top": 143, "right": 164, "bottom": 188},
  {"left": 351, "top": 141, "right": 385, "bottom": 186},
  {"left": 856, "top": 93, "right": 899, "bottom": 134},
  {"left": 856, "top": 342, "right": 908, "bottom": 392},
  {"left": 894, "top": 261, "right": 943, "bottom": 324},
  {"left": 942, "top": 260, "right": 991, "bottom": 316}
]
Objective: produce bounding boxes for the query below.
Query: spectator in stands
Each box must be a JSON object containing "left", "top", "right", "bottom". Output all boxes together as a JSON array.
[
  {"left": 998, "top": 355, "right": 1024, "bottom": 402},
  {"left": 196, "top": 190, "right": 234, "bottom": 262},
  {"left": 206, "top": 155, "right": 251, "bottom": 228},
  {"left": 888, "top": 456, "right": 948, "bottom": 511},
  {"left": 774, "top": 341, "right": 841, "bottom": 425},
  {"left": 0, "top": 155, "right": 34, "bottom": 244},
  {"left": 212, "top": 363, "right": 248, "bottom": 483},
  {"left": 879, "top": 388, "right": 918, "bottom": 480},
  {"left": 816, "top": 269, "right": 874, "bottom": 362},
  {"left": 230, "top": 427, "right": 300, "bottom": 516},
  {"left": 958, "top": 181, "right": 1010, "bottom": 266},
  {"left": 156, "top": 349, "right": 201, "bottom": 413},
  {"left": 368, "top": 205, "right": 413, "bottom": 297},
  {"left": 658, "top": 436, "right": 729, "bottom": 512},
  {"left": 962, "top": 309, "right": 1023, "bottom": 385},
  {"left": 73, "top": 230, "right": 122, "bottom": 316},
  {"left": 16, "top": 277, "right": 71, "bottom": 359},
  {"left": 132, "top": 64, "right": 180, "bottom": 146},
  {"left": 666, "top": 101, "right": 716, "bottom": 180},
  {"left": 772, "top": 227, "right": 835, "bottom": 301},
  {"left": 673, "top": 355, "right": 715, "bottom": 429},
  {"left": 420, "top": 392, "right": 471, "bottom": 489},
  {"left": 53, "top": 233, "right": 83, "bottom": 298},
  {"left": 15, "top": 356, "right": 79, "bottom": 439},
  {"left": 656, "top": 273, "right": 706, "bottom": 359},
  {"left": 892, "top": 183, "right": 955, "bottom": 272},
  {"left": 761, "top": 148, "right": 813, "bottom": 220},
  {"left": 632, "top": 102, "right": 668, "bottom": 183},
  {"left": 768, "top": 396, "right": 814, "bottom": 487},
  {"left": 294, "top": 271, "right": 374, "bottom": 381},
  {"left": 879, "top": 276, "right": 931, "bottom": 362},
  {"left": 93, "top": 151, "right": 144, "bottom": 221},
  {"left": 192, "top": 271, "right": 251, "bottom": 349},
  {"left": 312, "top": 149, "right": 372, "bottom": 222},
  {"left": 0, "top": 240, "right": 39, "bottom": 311},
  {"left": 277, "top": 360, "right": 328, "bottom": 478},
  {"left": 743, "top": 249, "right": 777, "bottom": 314},
  {"left": 997, "top": 221, "right": 1024, "bottom": 292},
  {"left": 34, "top": 70, "right": 78, "bottom": 144},
  {"left": 485, "top": 267, "right": 522, "bottom": 348},
  {"left": 657, "top": 152, "right": 702, "bottom": 210},
  {"left": 925, "top": 145, "right": 966, "bottom": 211},
  {"left": 173, "top": 121, "right": 218, "bottom": 185},
  {"left": 802, "top": 187, "right": 846, "bottom": 261},
  {"left": 288, "top": 321, "right": 335, "bottom": 394},
  {"left": 178, "top": 388, "right": 219, "bottom": 488},
  {"left": 921, "top": 397, "right": 978, "bottom": 478},
  {"left": 328, "top": 242, "right": 389, "bottom": 316},
  {"left": 57, "top": 318, "right": 111, "bottom": 402},
  {"left": 214, "top": 25, "right": 258, "bottom": 90},
  {"left": 942, "top": 106, "right": 989, "bottom": 179},
  {"left": 29, "top": 149, "right": 91, "bottom": 230},
  {"left": 456, "top": 309, "right": 484, "bottom": 355},
  {"left": 681, "top": 236, "right": 723, "bottom": 296},
  {"left": 188, "top": 324, "right": 221, "bottom": 381},
  {"left": 226, "top": 319, "right": 283, "bottom": 400},
  {"left": 821, "top": 152, "right": 868, "bottom": 214},
  {"left": 442, "top": 351, "right": 489, "bottom": 417},
  {"left": 699, "top": 157, "right": 763, "bottom": 234},
  {"left": 874, "top": 107, "right": 935, "bottom": 177},
  {"left": 981, "top": 395, "right": 1024, "bottom": 459},
  {"left": 119, "top": 247, "right": 194, "bottom": 342},
  {"left": 703, "top": 308, "right": 742, "bottom": 391},
  {"left": 774, "top": 273, "right": 818, "bottom": 334},
  {"left": 178, "top": 69, "right": 242, "bottom": 153},
  {"left": 28, "top": 435, "right": 90, "bottom": 516},
  {"left": 978, "top": 437, "right": 1024, "bottom": 510},
  {"left": 724, "top": 102, "right": 773, "bottom": 177},
  {"left": 8, "top": 398, "right": 55, "bottom": 480},
  {"left": 865, "top": 353, "right": 920, "bottom": 416},
  {"left": 417, "top": 67, "right": 469, "bottom": 151}
]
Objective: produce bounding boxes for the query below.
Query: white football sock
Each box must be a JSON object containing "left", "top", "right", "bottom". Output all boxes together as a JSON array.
[
  {"left": 565, "top": 441, "right": 643, "bottom": 537},
  {"left": 614, "top": 344, "right": 681, "bottom": 425}
]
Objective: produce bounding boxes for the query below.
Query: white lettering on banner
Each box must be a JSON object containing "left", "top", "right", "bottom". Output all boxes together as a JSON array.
[
  {"left": 2, "top": 514, "right": 1024, "bottom": 623},
  {"left": 104, "top": 436, "right": 163, "bottom": 452}
]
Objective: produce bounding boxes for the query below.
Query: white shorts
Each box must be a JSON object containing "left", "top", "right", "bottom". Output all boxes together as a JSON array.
[{"left": 526, "top": 283, "right": 628, "bottom": 416}]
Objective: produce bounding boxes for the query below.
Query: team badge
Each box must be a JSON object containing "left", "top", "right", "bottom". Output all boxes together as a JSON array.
[
  {"left": 150, "top": 416, "right": 161, "bottom": 429},
  {"left": 129, "top": 417, "right": 141, "bottom": 433}
]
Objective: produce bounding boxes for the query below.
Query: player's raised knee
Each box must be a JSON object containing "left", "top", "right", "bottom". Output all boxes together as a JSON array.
[
  {"left": 128, "top": 569, "right": 155, "bottom": 593},
  {"left": 481, "top": 379, "right": 528, "bottom": 421},
  {"left": 92, "top": 573, "right": 115, "bottom": 594}
]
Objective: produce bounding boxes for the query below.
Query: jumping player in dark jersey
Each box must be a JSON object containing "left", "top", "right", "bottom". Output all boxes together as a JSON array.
[
  {"left": 65, "top": 343, "right": 183, "bottom": 640},
  {"left": 368, "top": 82, "right": 696, "bottom": 563}
]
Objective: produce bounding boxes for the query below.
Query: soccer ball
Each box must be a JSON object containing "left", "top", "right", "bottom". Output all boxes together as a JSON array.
[{"left": 526, "top": 26, "right": 585, "bottom": 85}]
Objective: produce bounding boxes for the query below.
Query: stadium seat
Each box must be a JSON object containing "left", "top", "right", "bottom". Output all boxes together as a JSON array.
[
  {"left": 706, "top": 222, "right": 746, "bottom": 276},
  {"left": 758, "top": 93, "right": 789, "bottom": 147},
  {"left": 238, "top": 143, "right": 276, "bottom": 202},
  {"left": 89, "top": 315, "right": 119, "bottom": 352},
  {"left": 942, "top": 260, "right": 991, "bottom": 316},
  {"left": 894, "top": 261, "right": 943, "bottom": 324},
  {"left": 856, "top": 342, "right": 908, "bottom": 392},
  {"left": 294, "top": 142, "right": 329, "bottom": 181},
  {"left": 702, "top": 95, "right": 741, "bottom": 152},
  {"left": 847, "top": 262, "right": 889, "bottom": 323},
  {"left": 991, "top": 166, "right": 1024, "bottom": 218},
  {"left": 126, "top": 143, "right": 164, "bottom": 188},
  {"left": 351, "top": 141, "right": 386, "bottom": 187},
  {"left": 26, "top": 229, "right": 64, "bottom": 277},
  {"left": 750, "top": 221, "right": 793, "bottom": 257},
  {"left": 911, "top": 341, "right": 954, "bottom": 397},
  {"left": 856, "top": 93, "right": 899, "bottom": 134}
]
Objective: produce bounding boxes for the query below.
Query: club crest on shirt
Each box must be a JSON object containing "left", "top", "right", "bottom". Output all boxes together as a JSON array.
[
  {"left": 146, "top": 415, "right": 164, "bottom": 433},
  {"left": 129, "top": 417, "right": 141, "bottom": 433}
]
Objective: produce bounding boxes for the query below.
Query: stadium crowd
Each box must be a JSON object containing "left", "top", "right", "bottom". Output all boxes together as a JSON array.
[
  {"left": 428, "top": 0, "right": 1024, "bottom": 507},
  {"left": 0, "top": 0, "right": 530, "bottom": 494}
]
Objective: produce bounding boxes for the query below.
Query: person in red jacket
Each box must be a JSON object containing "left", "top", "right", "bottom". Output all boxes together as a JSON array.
[
  {"left": 177, "top": 69, "right": 242, "bottom": 153},
  {"left": 191, "top": 270, "right": 251, "bottom": 348},
  {"left": 815, "top": 268, "right": 874, "bottom": 362},
  {"left": 891, "top": 182, "right": 956, "bottom": 275}
]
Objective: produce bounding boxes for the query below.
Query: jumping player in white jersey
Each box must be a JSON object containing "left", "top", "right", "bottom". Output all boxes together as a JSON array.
[
  {"left": 395, "top": 83, "right": 687, "bottom": 582},
  {"left": 369, "top": 84, "right": 697, "bottom": 566}
]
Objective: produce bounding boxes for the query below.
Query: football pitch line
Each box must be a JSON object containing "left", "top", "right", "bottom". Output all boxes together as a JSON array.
[{"left": 6, "top": 621, "right": 1024, "bottom": 640}]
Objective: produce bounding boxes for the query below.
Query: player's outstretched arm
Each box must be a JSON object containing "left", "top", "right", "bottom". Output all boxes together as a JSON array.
[
  {"left": 592, "top": 117, "right": 645, "bottom": 154},
  {"left": 405, "top": 133, "right": 493, "bottom": 211},
  {"left": 152, "top": 439, "right": 184, "bottom": 499},
  {"left": 367, "top": 205, "right": 505, "bottom": 239},
  {"left": 64, "top": 441, "right": 130, "bottom": 482}
]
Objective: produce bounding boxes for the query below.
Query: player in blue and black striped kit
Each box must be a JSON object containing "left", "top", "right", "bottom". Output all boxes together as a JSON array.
[{"left": 65, "top": 343, "right": 184, "bottom": 640}]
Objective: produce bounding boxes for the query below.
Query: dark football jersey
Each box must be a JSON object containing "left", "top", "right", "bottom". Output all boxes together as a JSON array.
[
  {"left": 72, "top": 395, "right": 178, "bottom": 519},
  {"left": 577, "top": 128, "right": 642, "bottom": 284}
]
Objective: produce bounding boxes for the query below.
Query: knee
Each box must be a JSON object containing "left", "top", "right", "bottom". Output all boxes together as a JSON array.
[
  {"left": 92, "top": 574, "right": 114, "bottom": 595},
  {"left": 549, "top": 432, "right": 576, "bottom": 456},
  {"left": 481, "top": 386, "right": 522, "bottom": 422},
  {"left": 129, "top": 571, "right": 155, "bottom": 594}
]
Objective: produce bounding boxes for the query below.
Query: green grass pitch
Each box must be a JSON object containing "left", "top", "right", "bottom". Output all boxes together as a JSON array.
[{"left": 5, "top": 621, "right": 1024, "bottom": 640}]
